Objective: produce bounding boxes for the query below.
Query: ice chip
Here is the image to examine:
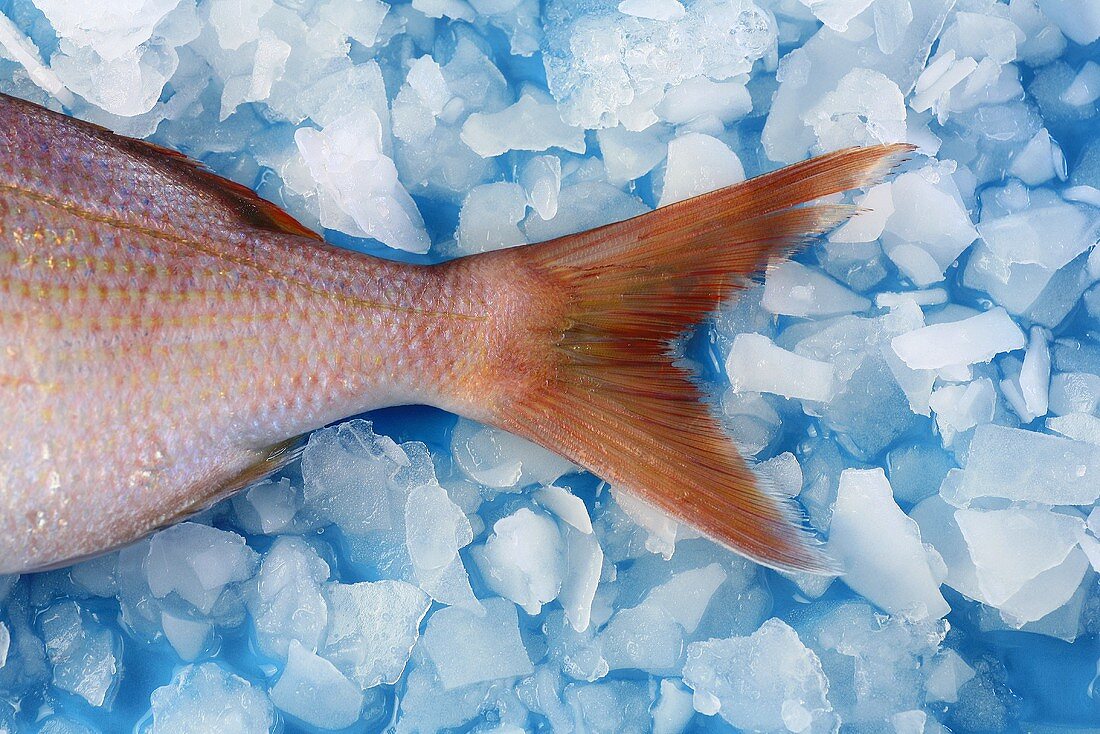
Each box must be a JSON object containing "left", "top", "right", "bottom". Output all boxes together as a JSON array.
[
  {"left": 658, "top": 133, "right": 744, "bottom": 207},
  {"left": 683, "top": 618, "right": 837, "bottom": 733},
  {"left": 890, "top": 308, "right": 1024, "bottom": 370},
  {"left": 461, "top": 92, "right": 585, "bottom": 157},
  {"left": 928, "top": 378, "right": 996, "bottom": 445},
  {"left": 925, "top": 649, "right": 977, "bottom": 703},
  {"left": 404, "top": 477, "right": 479, "bottom": 610},
  {"left": 160, "top": 611, "right": 212, "bottom": 661},
  {"left": 148, "top": 663, "right": 274, "bottom": 734},
  {"left": 727, "top": 333, "right": 838, "bottom": 403},
  {"left": 955, "top": 507, "right": 1084, "bottom": 605},
  {"left": 1046, "top": 412, "right": 1100, "bottom": 446},
  {"left": 246, "top": 537, "right": 330, "bottom": 659},
  {"left": 270, "top": 640, "right": 364, "bottom": 730},
  {"left": 558, "top": 526, "right": 604, "bottom": 632},
  {"left": 762, "top": 260, "right": 871, "bottom": 318},
  {"left": 1061, "top": 60, "right": 1100, "bottom": 106},
  {"left": 1037, "top": 0, "right": 1100, "bottom": 46},
  {"left": 617, "top": 0, "right": 686, "bottom": 21},
  {"left": 39, "top": 602, "right": 119, "bottom": 708},
  {"left": 301, "top": 419, "right": 407, "bottom": 533},
  {"left": 323, "top": 580, "right": 430, "bottom": 688},
  {"left": 827, "top": 468, "right": 949, "bottom": 619},
  {"left": 542, "top": 0, "right": 776, "bottom": 129},
  {"left": 798, "top": 0, "right": 875, "bottom": 32},
  {"left": 145, "top": 522, "right": 258, "bottom": 615},
  {"left": 451, "top": 419, "right": 575, "bottom": 489},
  {"left": 953, "top": 424, "right": 1100, "bottom": 506},
  {"left": 805, "top": 68, "right": 907, "bottom": 153},
  {"left": 597, "top": 125, "right": 667, "bottom": 184},
  {"left": 520, "top": 155, "right": 563, "bottom": 220},
  {"left": 296, "top": 111, "right": 430, "bottom": 253},
  {"left": 34, "top": 0, "right": 181, "bottom": 57},
  {"left": 421, "top": 598, "right": 534, "bottom": 690},
  {"left": 652, "top": 678, "right": 695, "bottom": 734},
  {"left": 1009, "top": 129, "right": 1067, "bottom": 185},
  {"left": 829, "top": 182, "right": 894, "bottom": 244},
  {"left": 455, "top": 182, "right": 529, "bottom": 253},
  {"left": 231, "top": 478, "right": 301, "bottom": 536},
  {"left": 642, "top": 563, "right": 727, "bottom": 633},
  {"left": 536, "top": 485, "right": 592, "bottom": 533},
  {"left": 656, "top": 77, "right": 751, "bottom": 125},
  {"left": 472, "top": 508, "right": 565, "bottom": 615},
  {"left": 880, "top": 166, "right": 978, "bottom": 285},
  {"left": 600, "top": 603, "right": 684, "bottom": 673}
]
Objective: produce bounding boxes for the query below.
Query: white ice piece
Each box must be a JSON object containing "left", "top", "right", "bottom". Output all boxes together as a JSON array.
[
  {"left": 145, "top": 523, "right": 258, "bottom": 616},
  {"left": 420, "top": 598, "right": 534, "bottom": 690},
  {"left": 682, "top": 618, "right": 837, "bottom": 732},
  {"left": 658, "top": 133, "right": 744, "bottom": 207},
  {"left": 762, "top": 260, "right": 871, "bottom": 318},
  {"left": 953, "top": 424, "right": 1100, "bottom": 506},
  {"left": 727, "top": 333, "right": 837, "bottom": 403},
  {"left": 827, "top": 469, "right": 949, "bottom": 619},
  {"left": 890, "top": 308, "right": 1025, "bottom": 370},
  {"left": 296, "top": 111, "right": 430, "bottom": 253},
  {"left": 148, "top": 664, "right": 274, "bottom": 734},
  {"left": 617, "top": 0, "right": 686, "bottom": 21},
  {"left": 472, "top": 508, "right": 565, "bottom": 615},
  {"left": 460, "top": 93, "right": 585, "bottom": 157},
  {"left": 270, "top": 640, "right": 364, "bottom": 730},
  {"left": 323, "top": 580, "right": 430, "bottom": 689}
]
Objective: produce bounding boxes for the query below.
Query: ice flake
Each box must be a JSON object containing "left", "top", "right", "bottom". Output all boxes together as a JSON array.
[
  {"left": 953, "top": 424, "right": 1100, "bottom": 506},
  {"left": 148, "top": 663, "right": 274, "bottom": 734},
  {"left": 420, "top": 598, "right": 534, "bottom": 690},
  {"left": 727, "top": 333, "right": 838, "bottom": 403},
  {"left": 543, "top": 0, "right": 776, "bottom": 129},
  {"left": 683, "top": 618, "right": 837, "bottom": 733},
  {"left": 806, "top": 68, "right": 907, "bottom": 152},
  {"left": 596, "top": 125, "right": 667, "bottom": 184},
  {"left": 145, "top": 523, "right": 258, "bottom": 616},
  {"left": 455, "top": 182, "right": 529, "bottom": 253},
  {"left": 657, "top": 132, "right": 744, "bottom": 207},
  {"left": 296, "top": 111, "right": 430, "bottom": 253},
  {"left": 40, "top": 602, "right": 119, "bottom": 708},
  {"left": 617, "top": 0, "right": 685, "bottom": 21},
  {"left": 519, "top": 155, "right": 563, "bottom": 219},
  {"left": 323, "top": 580, "right": 429, "bottom": 689},
  {"left": 956, "top": 507, "right": 1086, "bottom": 611},
  {"left": 451, "top": 419, "right": 575, "bottom": 489},
  {"left": 827, "top": 469, "right": 949, "bottom": 619},
  {"left": 762, "top": 261, "right": 871, "bottom": 318},
  {"left": 472, "top": 508, "right": 565, "bottom": 615},
  {"left": 890, "top": 308, "right": 1024, "bottom": 370},
  {"left": 270, "top": 640, "right": 364, "bottom": 730},
  {"left": 461, "top": 92, "right": 585, "bottom": 157},
  {"left": 245, "top": 537, "right": 330, "bottom": 659},
  {"left": 558, "top": 527, "right": 604, "bottom": 632}
]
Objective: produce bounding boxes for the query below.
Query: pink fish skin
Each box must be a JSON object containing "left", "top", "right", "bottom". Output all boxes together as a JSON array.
[{"left": 0, "top": 92, "right": 910, "bottom": 574}]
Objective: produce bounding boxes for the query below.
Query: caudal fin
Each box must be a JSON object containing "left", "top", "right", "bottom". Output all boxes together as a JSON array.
[{"left": 484, "top": 144, "right": 914, "bottom": 573}]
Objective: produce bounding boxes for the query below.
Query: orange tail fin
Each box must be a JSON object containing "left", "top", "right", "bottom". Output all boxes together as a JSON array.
[{"left": 485, "top": 144, "right": 914, "bottom": 573}]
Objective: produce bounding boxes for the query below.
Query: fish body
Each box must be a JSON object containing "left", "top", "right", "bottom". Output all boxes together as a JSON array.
[{"left": 0, "top": 92, "right": 909, "bottom": 573}]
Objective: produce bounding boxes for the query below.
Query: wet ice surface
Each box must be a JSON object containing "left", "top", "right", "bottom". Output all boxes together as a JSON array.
[{"left": 1, "top": 0, "right": 1100, "bottom": 731}]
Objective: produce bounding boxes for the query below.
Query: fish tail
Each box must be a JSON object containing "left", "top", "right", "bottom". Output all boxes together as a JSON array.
[{"left": 481, "top": 143, "right": 914, "bottom": 573}]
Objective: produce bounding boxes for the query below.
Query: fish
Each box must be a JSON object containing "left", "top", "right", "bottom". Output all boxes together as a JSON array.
[{"left": 0, "top": 91, "right": 911, "bottom": 574}]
